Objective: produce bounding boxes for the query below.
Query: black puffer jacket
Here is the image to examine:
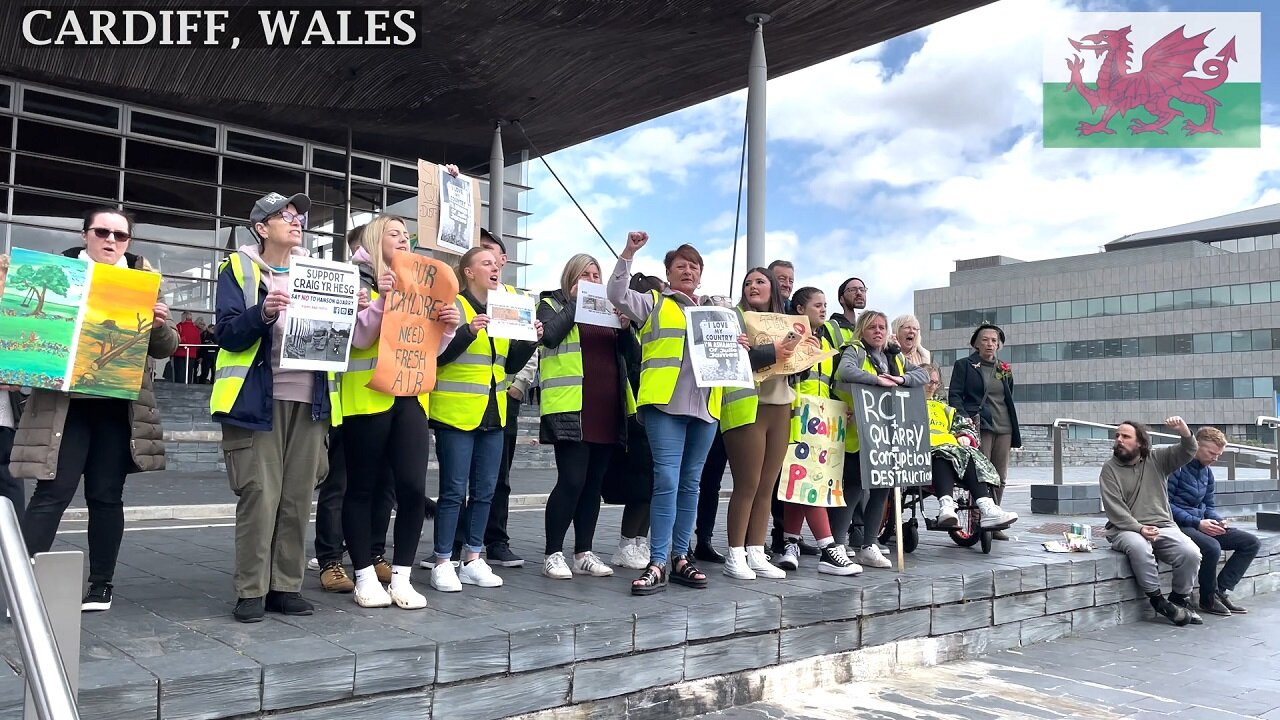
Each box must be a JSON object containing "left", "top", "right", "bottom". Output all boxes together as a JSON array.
[{"left": 536, "top": 289, "right": 637, "bottom": 445}]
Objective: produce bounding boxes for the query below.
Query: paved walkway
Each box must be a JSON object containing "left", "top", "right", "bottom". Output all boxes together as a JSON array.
[{"left": 691, "top": 590, "right": 1280, "bottom": 719}]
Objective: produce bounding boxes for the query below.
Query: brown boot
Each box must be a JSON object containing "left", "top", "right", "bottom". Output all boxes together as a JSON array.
[
  {"left": 320, "top": 562, "right": 355, "bottom": 593},
  {"left": 373, "top": 556, "right": 393, "bottom": 585}
]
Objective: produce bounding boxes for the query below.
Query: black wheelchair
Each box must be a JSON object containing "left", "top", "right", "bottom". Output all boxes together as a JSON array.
[{"left": 876, "top": 484, "right": 996, "bottom": 555}]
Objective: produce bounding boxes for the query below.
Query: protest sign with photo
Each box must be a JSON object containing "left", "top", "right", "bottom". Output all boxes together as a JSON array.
[
  {"left": 415, "top": 159, "right": 482, "bottom": 256},
  {"left": 853, "top": 384, "right": 931, "bottom": 489},
  {"left": 684, "top": 306, "right": 753, "bottom": 389},
  {"left": 280, "top": 256, "right": 358, "bottom": 372},
  {"left": 573, "top": 280, "right": 620, "bottom": 329},
  {"left": 743, "top": 311, "right": 838, "bottom": 382},
  {"left": 0, "top": 247, "right": 161, "bottom": 400},
  {"left": 779, "top": 394, "right": 849, "bottom": 507},
  {"left": 368, "top": 251, "right": 459, "bottom": 395},
  {"left": 486, "top": 288, "right": 537, "bottom": 341}
]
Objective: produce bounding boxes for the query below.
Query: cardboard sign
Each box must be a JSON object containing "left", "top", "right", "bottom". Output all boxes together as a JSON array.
[
  {"left": 367, "top": 251, "right": 459, "bottom": 396},
  {"left": 779, "top": 394, "right": 848, "bottom": 507},
  {"left": 853, "top": 384, "right": 931, "bottom": 488},
  {"left": 743, "top": 311, "right": 838, "bottom": 382},
  {"left": 416, "top": 159, "right": 483, "bottom": 256}
]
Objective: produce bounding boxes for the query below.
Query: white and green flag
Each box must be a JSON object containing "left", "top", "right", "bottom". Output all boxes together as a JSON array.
[{"left": 1043, "top": 12, "right": 1260, "bottom": 148}]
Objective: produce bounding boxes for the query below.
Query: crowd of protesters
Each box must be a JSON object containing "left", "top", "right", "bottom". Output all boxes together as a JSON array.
[{"left": 0, "top": 194, "right": 1262, "bottom": 627}]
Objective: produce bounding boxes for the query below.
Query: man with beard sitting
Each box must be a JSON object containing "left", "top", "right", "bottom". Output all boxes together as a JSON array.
[{"left": 1100, "top": 416, "right": 1202, "bottom": 627}]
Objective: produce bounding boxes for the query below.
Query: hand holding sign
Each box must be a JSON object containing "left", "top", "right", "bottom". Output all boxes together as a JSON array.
[{"left": 368, "top": 251, "right": 459, "bottom": 396}]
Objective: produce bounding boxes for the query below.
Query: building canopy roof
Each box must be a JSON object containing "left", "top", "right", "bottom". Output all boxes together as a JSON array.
[
  {"left": 1105, "top": 203, "right": 1280, "bottom": 250},
  {"left": 0, "top": 1, "right": 992, "bottom": 169}
]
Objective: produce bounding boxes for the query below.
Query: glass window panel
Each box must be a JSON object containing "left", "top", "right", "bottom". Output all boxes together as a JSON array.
[
  {"left": 1257, "top": 235, "right": 1274, "bottom": 251},
  {"left": 351, "top": 156, "right": 381, "bottom": 181},
  {"left": 1232, "top": 378, "right": 1252, "bottom": 398},
  {"left": 1154, "top": 291, "right": 1174, "bottom": 311},
  {"left": 1139, "top": 336, "right": 1157, "bottom": 356},
  {"left": 1121, "top": 294, "right": 1138, "bottom": 314},
  {"left": 930, "top": 315, "right": 942, "bottom": 331},
  {"left": 1121, "top": 381, "right": 1140, "bottom": 400},
  {"left": 1253, "top": 329, "right": 1273, "bottom": 351},
  {"left": 1231, "top": 330, "right": 1251, "bottom": 352},
  {"left": 222, "top": 158, "right": 304, "bottom": 195},
  {"left": 3, "top": 215, "right": 83, "bottom": 255},
  {"left": 1024, "top": 303, "right": 1041, "bottom": 322},
  {"left": 1055, "top": 300, "right": 1071, "bottom": 319},
  {"left": 1137, "top": 293, "right": 1155, "bottom": 312},
  {"left": 1011, "top": 305, "right": 1025, "bottom": 323},
  {"left": 1237, "top": 236, "right": 1255, "bottom": 253},
  {"left": 125, "top": 140, "right": 217, "bottom": 183},
  {"left": 312, "top": 148, "right": 345, "bottom": 174},
  {"left": 1155, "top": 335, "right": 1174, "bottom": 355},
  {"left": 1221, "top": 238, "right": 1237, "bottom": 252},
  {"left": 1250, "top": 282, "right": 1271, "bottom": 304},
  {"left": 1193, "top": 333, "right": 1212, "bottom": 354},
  {"left": 18, "top": 119, "right": 120, "bottom": 165},
  {"left": 226, "top": 131, "right": 303, "bottom": 165},
  {"left": 1103, "top": 296, "right": 1121, "bottom": 315},
  {"left": 1070, "top": 342, "right": 1087, "bottom": 360},
  {"left": 22, "top": 89, "right": 119, "bottom": 128},
  {"left": 14, "top": 154, "right": 118, "bottom": 199},
  {"left": 0, "top": 84, "right": 10, "bottom": 109},
  {"left": 1038, "top": 302, "right": 1055, "bottom": 321},
  {"left": 1140, "top": 380, "right": 1156, "bottom": 399},
  {"left": 1191, "top": 287, "right": 1211, "bottom": 308},
  {"left": 1172, "top": 334, "right": 1193, "bottom": 354},
  {"left": 350, "top": 182, "right": 383, "bottom": 213},
  {"left": 128, "top": 209, "right": 216, "bottom": 254},
  {"left": 1086, "top": 298, "right": 1103, "bottom": 317},
  {"left": 1121, "top": 337, "right": 1140, "bottom": 357},
  {"left": 220, "top": 188, "right": 263, "bottom": 224},
  {"left": 1212, "top": 332, "right": 1231, "bottom": 352},
  {"left": 1273, "top": 281, "right": 1280, "bottom": 302},
  {"left": 124, "top": 173, "right": 216, "bottom": 215},
  {"left": 1158, "top": 379, "right": 1176, "bottom": 400},
  {"left": 1087, "top": 340, "right": 1103, "bottom": 359},
  {"left": 1070, "top": 299, "right": 1087, "bottom": 318},
  {"left": 1211, "top": 285, "right": 1231, "bottom": 307},
  {"left": 129, "top": 111, "right": 216, "bottom": 147},
  {"left": 1255, "top": 377, "right": 1274, "bottom": 398},
  {"left": 1173, "top": 289, "right": 1192, "bottom": 310},
  {"left": 1230, "top": 284, "right": 1251, "bottom": 305},
  {"left": 389, "top": 163, "right": 416, "bottom": 187},
  {"left": 1176, "top": 380, "right": 1195, "bottom": 400},
  {"left": 1056, "top": 383, "right": 1070, "bottom": 401},
  {"left": 1089, "top": 382, "right": 1105, "bottom": 401},
  {"left": 305, "top": 203, "right": 340, "bottom": 238}
]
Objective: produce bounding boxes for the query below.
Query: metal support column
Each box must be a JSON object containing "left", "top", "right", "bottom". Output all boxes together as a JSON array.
[
  {"left": 334, "top": 126, "right": 354, "bottom": 262},
  {"left": 745, "top": 14, "right": 770, "bottom": 270},
  {"left": 1052, "top": 424, "right": 1064, "bottom": 486},
  {"left": 488, "top": 122, "right": 505, "bottom": 242}
]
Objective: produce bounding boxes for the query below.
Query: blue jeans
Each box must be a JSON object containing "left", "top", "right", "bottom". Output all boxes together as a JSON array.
[
  {"left": 642, "top": 406, "right": 718, "bottom": 567},
  {"left": 433, "top": 427, "right": 504, "bottom": 559}
]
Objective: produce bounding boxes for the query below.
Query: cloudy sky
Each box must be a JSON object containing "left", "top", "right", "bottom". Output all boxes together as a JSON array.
[{"left": 517, "top": 0, "right": 1277, "bottom": 324}]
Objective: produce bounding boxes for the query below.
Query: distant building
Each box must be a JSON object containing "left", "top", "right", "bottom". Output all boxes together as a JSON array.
[{"left": 916, "top": 204, "right": 1280, "bottom": 442}]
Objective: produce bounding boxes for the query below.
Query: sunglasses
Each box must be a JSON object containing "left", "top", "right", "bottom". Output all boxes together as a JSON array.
[{"left": 88, "top": 227, "right": 131, "bottom": 241}]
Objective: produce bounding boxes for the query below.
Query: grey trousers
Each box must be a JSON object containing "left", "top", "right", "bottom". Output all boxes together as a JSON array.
[
  {"left": 1109, "top": 526, "right": 1201, "bottom": 596},
  {"left": 223, "top": 400, "right": 328, "bottom": 598}
]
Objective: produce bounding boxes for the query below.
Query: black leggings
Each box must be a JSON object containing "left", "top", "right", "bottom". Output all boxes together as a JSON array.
[
  {"left": 621, "top": 501, "right": 651, "bottom": 539},
  {"left": 545, "top": 441, "right": 613, "bottom": 555},
  {"left": 930, "top": 455, "right": 989, "bottom": 500},
  {"left": 341, "top": 397, "right": 429, "bottom": 568},
  {"left": 23, "top": 398, "right": 132, "bottom": 585},
  {"left": 827, "top": 452, "right": 889, "bottom": 549}
]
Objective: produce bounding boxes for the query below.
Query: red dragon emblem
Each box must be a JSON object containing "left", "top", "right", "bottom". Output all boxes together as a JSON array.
[{"left": 1065, "top": 25, "right": 1237, "bottom": 136}]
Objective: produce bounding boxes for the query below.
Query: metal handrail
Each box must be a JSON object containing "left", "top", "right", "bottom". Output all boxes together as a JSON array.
[
  {"left": 1050, "top": 417, "right": 1279, "bottom": 485},
  {"left": 0, "top": 498, "right": 79, "bottom": 720}
]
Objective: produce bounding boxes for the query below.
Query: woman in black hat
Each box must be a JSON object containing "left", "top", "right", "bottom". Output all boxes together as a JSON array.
[{"left": 947, "top": 322, "right": 1021, "bottom": 539}]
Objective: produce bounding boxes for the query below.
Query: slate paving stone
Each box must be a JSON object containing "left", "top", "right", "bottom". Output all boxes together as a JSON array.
[
  {"left": 931, "top": 600, "right": 992, "bottom": 635},
  {"left": 859, "top": 580, "right": 900, "bottom": 615},
  {"left": 684, "top": 633, "right": 780, "bottom": 681},
  {"left": 993, "top": 591, "right": 1047, "bottom": 625},
  {"left": 414, "top": 620, "right": 510, "bottom": 683},
  {"left": 735, "top": 594, "right": 781, "bottom": 634},
  {"left": 860, "top": 607, "right": 930, "bottom": 647},
  {"left": 327, "top": 629, "right": 437, "bottom": 695},
  {"left": 240, "top": 636, "right": 354, "bottom": 711},
  {"left": 78, "top": 657, "right": 161, "bottom": 720},
  {"left": 432, "top": 667, "right": 570, "bottom": 720},
  {"left": 1045, "top": 583, "right": 1095, "bottom": 614},
  {"left": 271, "top": 692, "right": 432, "bottom": 719},
  {"left": 779, "top": 620, "right": 860, "bottom": 663},
  {"left": 571, "top": 646, "right": 686, "bottom": 702},
  {"left": 634, "top": 605, "right": 689, "bottom": 651},
  {"left": 133, "top": 647, "right": 262, "bottom": 720}
]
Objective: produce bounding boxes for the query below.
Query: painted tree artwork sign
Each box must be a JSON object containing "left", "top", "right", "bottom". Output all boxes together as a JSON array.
[{"left": 0, "top": 248, "right": 161, "bottom": 399}]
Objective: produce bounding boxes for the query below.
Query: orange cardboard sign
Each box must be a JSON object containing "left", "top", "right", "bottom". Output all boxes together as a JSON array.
[{"left": 367, "top": 250, "right": 459, "bottom": 396}]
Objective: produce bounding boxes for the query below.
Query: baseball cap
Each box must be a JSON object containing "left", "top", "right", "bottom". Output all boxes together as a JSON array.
[{"left": 250, "top": 192, "right": 311, "bottom": 225}]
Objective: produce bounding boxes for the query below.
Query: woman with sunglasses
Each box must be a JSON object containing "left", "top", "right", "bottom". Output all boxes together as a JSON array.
[
  {"left": 212, "top": 192, "right": 336, "bottom": 623},
  {"left": 12, "top": 207, "right": 178, "bottom": 612}
]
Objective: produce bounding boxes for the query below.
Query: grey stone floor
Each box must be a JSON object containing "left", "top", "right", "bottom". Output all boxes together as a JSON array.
[{"left": 690, "top": 590, "right": 1280, "bottom": 719}]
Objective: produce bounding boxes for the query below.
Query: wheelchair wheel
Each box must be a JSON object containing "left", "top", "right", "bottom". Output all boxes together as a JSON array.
[
  {"left": 980, "top": 529, "right": 993, "bottom": 554},
  {"left": 902, "top": 518, "right": 919, "bottom": 554},
  {"left": 948, "top": 498, "right": 982, "bottom": 548}
]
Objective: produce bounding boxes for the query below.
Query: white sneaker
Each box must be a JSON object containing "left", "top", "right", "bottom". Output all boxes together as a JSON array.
[
  {"left": 613, "top": 540, "right": 648, "bottom": 570},
  {"left": 776, "top": 541, "right": 801, "bottom": 571},
  {"left": 543, "top": 552, "right": 573, "bottom": 579},
  {"left": 307, "top": 557, "right": 321, "bottom": 572},
  {"left": 819, "top": 544, "right": 862, "bottom": 576},
  {"left": 354, "top": 582, "right": 392, "bottom": 608},
  {"left": 573, "top": 551, "right": 614, "bottom": 577},
  {"left": 936, "top": 495, "right": 960, "bottom": 528},
  {"left": 723, "top": 547, "right": 756, "bottom": 580},
  {"left": 636, "top": 537, "right": 651, "bottom": 560},
  {"left": 746, "top": 546, "right": 786, "bottom": 579},
  {"left": 459, "top": 558, "right": 503, "bottom": 588},
  {"left": 389, "top": 584, "right": 428, "bottom": 609},
  {"left": 855, "top": 544, "right": 892, "bottom": 569},
  {"left": 977, "top": 498, "right": 1019, "bottom": 529},
  {"left": 431, "top": 561, "right": 463, "bottom": 592}
]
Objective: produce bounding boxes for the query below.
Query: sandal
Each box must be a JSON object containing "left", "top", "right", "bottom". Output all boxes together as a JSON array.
[
  {"left": 670, "top": 555, "right": 708, "bottom": 589},
  {"left": 631, "top": 563, "right": 668, "bottom": 596}
]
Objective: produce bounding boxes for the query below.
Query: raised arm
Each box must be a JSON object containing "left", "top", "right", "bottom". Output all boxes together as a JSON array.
[
  {"left": 1151, "top": 416, "right": 1197, "bottom": 477},
  {"left": 606, "top": 232, "right": 656, "bottom": 323}
]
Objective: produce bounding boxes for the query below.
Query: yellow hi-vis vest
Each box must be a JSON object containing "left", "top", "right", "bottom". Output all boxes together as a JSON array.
[
  {"left": 538, "top": 296, "right": 636, "bottom": 418},
  {"left": 429, "top": 294, "right": 509, "bottom": 431},
  {"left": 790, "top": 334, "right": 835, "bottom": 441},
  {"left": 718, "top": 308, "right": 758, "bottom": 432},
  {"left": 928, "top": 400, "right": 959, "bottom": 447},
  {"left": 339, "top": 288, "right": 395, "bottom": 420},
  {"left": 635, "top": 291, "right": 721, "bottom": 420},
  {"left": 832, "top": 342, "right": 905, "bottom": 453},
  {"left": 823, "top": 317, "right": 856, "bottom": 351}
]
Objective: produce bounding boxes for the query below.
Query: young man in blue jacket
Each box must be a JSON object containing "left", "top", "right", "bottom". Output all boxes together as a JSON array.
[{"left": 1168, "top": 426, "right": 1260, "bottom": 617}]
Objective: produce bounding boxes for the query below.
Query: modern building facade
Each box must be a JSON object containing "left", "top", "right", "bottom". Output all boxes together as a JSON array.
[
  {"left": 0, "top": 76, "right": 534, "bottom": 317},
  {"left": 917, "top": 204, "right": 1280, "bottom": 443}
]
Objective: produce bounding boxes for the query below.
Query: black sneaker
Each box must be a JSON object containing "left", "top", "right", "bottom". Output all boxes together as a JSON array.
[
  {"left": 486, "top": 543, "right": 525, "bottom": 568},
  {"left": 265, "top": 591, "right": 314, "bottom": 616},
  {"left": 1198, "top": 596, "right": 1232, "bottom": 617},
  {"left": 1169, "top": 595, "right": 1203, "bottom": 625},
  {"left": 1217, "top": 592, "right": 1247, "bottom": 614},
  {"left": 693, "top": 539, "right": 726, "bottom": 564},
  {"left": 81, "top": 583, "right": 113, "bottom": 612},
  {"left": 1154, "top": 598, "right": 1191, "bottom": 627},
  {"left": 818, "top": 544, "right": 861, "bottom": 576},
  {"left": 234, "top": 596, "right": 265, "bottom": 623}
]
